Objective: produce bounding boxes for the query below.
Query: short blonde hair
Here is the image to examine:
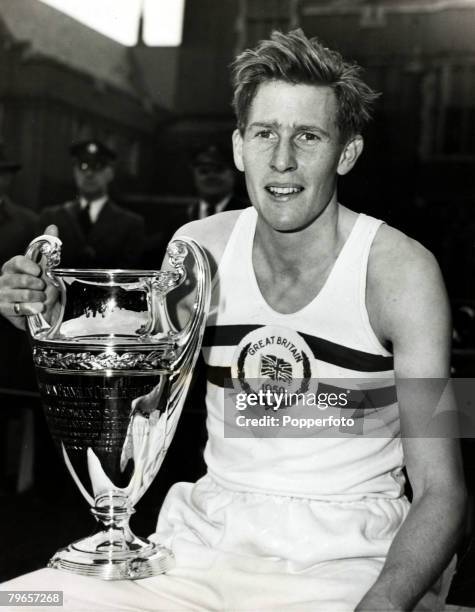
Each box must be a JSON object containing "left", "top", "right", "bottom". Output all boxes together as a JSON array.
[{"left": 231, "top": 29, "right": 380, "bottom": 141}]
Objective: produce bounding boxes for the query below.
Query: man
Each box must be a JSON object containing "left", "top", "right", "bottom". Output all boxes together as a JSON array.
[
  {"left": 145, "top": 142, "right": 248, "bottom": 265},
  {"left": 188, "top": 142, "right": 248, "bottom": 219},
  {"left": 0, "top": 30, "right": 466, "bottom": 611},
  {"left": 0, "top": 148, "right": 38, "bottom": 390},
  {"left": 0, "top": 148, "right": 38, "bottom": 264},
  {"left": 40, "top": 139, "right": 145, "bottom": 268}
]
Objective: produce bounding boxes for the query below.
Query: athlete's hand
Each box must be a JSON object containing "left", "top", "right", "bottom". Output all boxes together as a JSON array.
[{"left": 0, "top": 225, "right": 59, "bottom": 330}]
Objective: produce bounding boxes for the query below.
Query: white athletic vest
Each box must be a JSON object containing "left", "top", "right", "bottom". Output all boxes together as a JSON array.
[{"left": 201, "top": 207, "right": 405, "bottom": 501}]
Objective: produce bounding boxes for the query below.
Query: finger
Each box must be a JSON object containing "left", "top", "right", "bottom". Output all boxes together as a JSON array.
[
  {"left": 0, "top": 272, "right": 46, "bottom": 292},
  {"left": 0, "top": 287, "right": 48, "bottom": 303},
  {"left": 3, "top": 301, "right": 46, "bottom": 318},
  {"left": 44, "top": 224, "right": 59, "bottom": 237},
  {"left": 3, "top": 272, "right": 46, "bottom": 289},
  {"left": 1, "top": 255, "right": 43, "bottom": 277}
]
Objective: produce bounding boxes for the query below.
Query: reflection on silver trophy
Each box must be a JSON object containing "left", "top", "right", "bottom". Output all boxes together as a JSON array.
[{"left": 24, "top": 234, "right": 211, "bottom": 580}]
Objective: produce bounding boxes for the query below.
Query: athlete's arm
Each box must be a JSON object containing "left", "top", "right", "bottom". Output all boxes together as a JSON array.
[{"left": 356, "top": 226, "right": 467, "bottom": 611}]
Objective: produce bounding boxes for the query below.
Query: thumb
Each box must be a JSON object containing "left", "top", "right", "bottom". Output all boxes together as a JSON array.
[{"left": 44, "top": 224, "right": 59, "bottom": 237}]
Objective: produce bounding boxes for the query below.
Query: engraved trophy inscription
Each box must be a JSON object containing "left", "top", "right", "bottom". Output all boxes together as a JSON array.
[{"left": 24, "top": 234, "right": 211, "bottom": 580}]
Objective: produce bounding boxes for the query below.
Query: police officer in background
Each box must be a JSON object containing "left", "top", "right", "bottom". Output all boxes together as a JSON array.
[
  {"left": 40, "top": 140, "right": 145, "bottom": 268},
  {"left": 188, "top": 143, "right": 248, "bottom": 220},
  {"left": 143, "top": 142, "right": 249, "bottom": 264}
]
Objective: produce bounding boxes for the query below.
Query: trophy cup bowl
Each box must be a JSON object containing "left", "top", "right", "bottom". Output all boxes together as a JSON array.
[{"left": 24, "top": 234, "right": 211, "bottom": 580}]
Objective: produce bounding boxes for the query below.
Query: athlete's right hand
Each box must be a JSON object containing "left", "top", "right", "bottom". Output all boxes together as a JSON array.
[{"left": 0, "top": 225, "right": 59, "bottom": 331}]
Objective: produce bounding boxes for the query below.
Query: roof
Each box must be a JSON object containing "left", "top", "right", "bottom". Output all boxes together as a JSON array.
[
  {"left": 302, "top": 0, "right": 475, "bottom": 12},
  {"left": 0, "top": 0, "right": 137, "bottom": 95}
]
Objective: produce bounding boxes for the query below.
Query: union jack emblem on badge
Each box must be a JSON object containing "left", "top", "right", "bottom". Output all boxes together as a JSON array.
[{"left": 259, "top": 354, "right": 293, "bottom": 383}]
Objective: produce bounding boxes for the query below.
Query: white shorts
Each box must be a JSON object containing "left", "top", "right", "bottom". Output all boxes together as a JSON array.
[{"left": 1, "top": 475, "right": 454, "bottom": 611}]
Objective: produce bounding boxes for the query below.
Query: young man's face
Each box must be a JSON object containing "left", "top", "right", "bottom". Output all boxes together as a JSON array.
[{"left": 233, "top": 80, "right": 362, "bottom": 232}]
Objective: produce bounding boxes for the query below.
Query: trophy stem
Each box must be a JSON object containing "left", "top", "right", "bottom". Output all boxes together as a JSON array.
[
  {"left": 90, "top": 493, "right": 141, "bottom": 554},
  {"left": 47, "top": 493, "right": 174, "bottom": 580}
]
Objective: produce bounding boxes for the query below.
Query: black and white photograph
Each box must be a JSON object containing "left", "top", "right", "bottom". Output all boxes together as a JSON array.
[{"left": 0, "top": 1, "right": 474, "bottom": 610}]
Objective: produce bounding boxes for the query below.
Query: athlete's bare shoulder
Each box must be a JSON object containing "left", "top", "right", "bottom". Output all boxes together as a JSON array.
[
  {"left": 367, "top": 222, "right": 449, "bottom": 348},
  {"left": 172, "top": 209, "right": 245, "bottom": 277},
  {"left": 369, "top": 222, "right": 440, "bottom": 284}
]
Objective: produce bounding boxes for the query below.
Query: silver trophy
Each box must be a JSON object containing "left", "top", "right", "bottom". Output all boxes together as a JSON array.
[{"left": 24, "top": 234, "right": 211, "bottom": 580}]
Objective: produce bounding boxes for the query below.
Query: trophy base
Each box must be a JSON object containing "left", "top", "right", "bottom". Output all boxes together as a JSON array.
[
  {"left": 48, "top": 535, "right": 174, "bottom": 580},
  {"left": 47, "top": 494, "right": 175, "bottom": 580}
]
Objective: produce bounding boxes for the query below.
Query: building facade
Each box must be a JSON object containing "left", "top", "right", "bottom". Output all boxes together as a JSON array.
[{"left": 0, "top": 0, "right": 163, "bottom": 210}]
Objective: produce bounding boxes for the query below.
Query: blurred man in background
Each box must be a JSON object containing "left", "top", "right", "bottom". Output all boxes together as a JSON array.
[
  {"left": 0, "top": 147, "right": 38, "bottom": 264},
  {"left": 0, "top": 147, "right": 38, "bottom": 391},
  {"left": 188, "top": 143, "right": 247, "bottom": 219},
  {"left": 144, "top": 142, "right": 248, "bottom": 264},
  {"left": 40, "top": 139, "right": 145, "bottom": 268},
  {"left": 0, "top": 148, "right": 38, "bottom": 496}
]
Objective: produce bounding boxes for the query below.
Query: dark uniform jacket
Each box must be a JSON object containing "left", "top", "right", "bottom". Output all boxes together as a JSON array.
[
  {"left": 39, "top": 198, "right": 145, "bottom": 268},
  {"left": 0, "top": 197, "right": 39, "bottom": 390},
  {"left": 0, "top": 197, "right": 39, "bottom": 262},
  {"left": 187, "top": 194, "right": 249, "bottom": 221}
]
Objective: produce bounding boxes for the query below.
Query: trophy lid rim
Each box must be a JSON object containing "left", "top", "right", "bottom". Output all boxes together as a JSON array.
[{"left": 54, "top": 268, "right": 167, "bottom": 278}]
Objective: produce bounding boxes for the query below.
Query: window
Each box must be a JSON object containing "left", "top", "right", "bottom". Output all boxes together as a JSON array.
[{"left": 360, "top": 5, "right": 387, "bottom": 28}]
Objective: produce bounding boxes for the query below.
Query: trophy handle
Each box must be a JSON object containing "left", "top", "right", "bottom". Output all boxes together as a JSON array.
[
  {"left": 24, "top": 234, "right": 65, "bottom": 338},
  {"left": 168, "top": 237, "right": 211, "bottom": 371},
  {"left": 158, "top": 237, "right": 211, "bottom": 446}
]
